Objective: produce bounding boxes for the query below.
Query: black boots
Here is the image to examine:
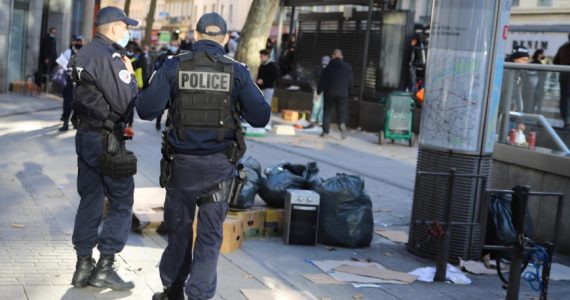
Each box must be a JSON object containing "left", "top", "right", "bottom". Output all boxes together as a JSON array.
[
  {"left": 71, "top": 256, "right": 95, "bottom": 288},
  {"left": 152, "top": 285, "right": 185, "bottom": 300},
  {"left": 88, "top": 255, "right": 135, "bottom": 290}
]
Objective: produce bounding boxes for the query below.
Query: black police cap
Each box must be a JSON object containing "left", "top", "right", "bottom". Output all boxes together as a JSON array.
[
  {"left": 196, "top": 13, "right": 227, "bottom": 36},
  {"left": 96, "top": 6, "right": 138, "bottom": 27}
]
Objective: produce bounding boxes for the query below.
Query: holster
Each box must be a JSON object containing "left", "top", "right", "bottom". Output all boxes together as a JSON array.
[
  {"left": 98, "top": 121, "right": 137, "bottom": 179},
  {"left": 159, "top": 132, "right": 174, "bottom": 188},
  {"left": 198, "top": 164, "right": 247, "bottom": 207}
]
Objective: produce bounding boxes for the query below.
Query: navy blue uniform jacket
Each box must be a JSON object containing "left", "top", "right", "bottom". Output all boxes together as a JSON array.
[
  {"left": 136, "top": 40, "right": 270, "bottom": 155},
  {"left": 71, "top": 34, "right": 138, "bottom": 127}
]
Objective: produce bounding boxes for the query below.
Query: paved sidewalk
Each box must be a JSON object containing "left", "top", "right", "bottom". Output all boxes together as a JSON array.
[{"left": 0, "top": 93, "right": 569, "bottom": 300}]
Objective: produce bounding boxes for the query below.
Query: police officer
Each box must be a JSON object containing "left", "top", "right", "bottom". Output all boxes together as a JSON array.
[
  {"left": 69, "top": 6, "right": 139, "bottom": 290},
  {"left": 137, "top": 13, "right": 270, "bottom": 300}
]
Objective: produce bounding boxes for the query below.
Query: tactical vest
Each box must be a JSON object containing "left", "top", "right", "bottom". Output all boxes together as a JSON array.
[{"left": 170, "top": 51, "right": 245, "bottom": 162}]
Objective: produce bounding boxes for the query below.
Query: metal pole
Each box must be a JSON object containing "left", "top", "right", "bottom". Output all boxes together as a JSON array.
[
  {"left": 434, "top": 168, "right": 456, "bottom": 282},
  {"left": 505, "top": 185, "right": 530, "bottom": 300},
  {"left": 499, "top": 69, "right": 515, "bottom": 143},
  {"left": 288, "top": 6, "right": 295, "bottom": 38},
  {"left": 358, "top": 0, "right": 374, "bottom": 102}
]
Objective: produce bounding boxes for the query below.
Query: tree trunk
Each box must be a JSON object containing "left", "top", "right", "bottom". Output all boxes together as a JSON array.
[
  {"left": 124, "top": 0, "right": 131, "bottom": 15},
  {"left": 144, "top": 0, "right": 158, "bottom": 46},
  {"left": 235, "top": 0, "right": 280, "bottom": 79}
]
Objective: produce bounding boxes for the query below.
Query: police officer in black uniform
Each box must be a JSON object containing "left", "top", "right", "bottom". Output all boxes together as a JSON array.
[
  {"left": 69, "top": 6, "right": 139, "bottom": 290},
  {"left": 137, "top": 13, "right": 270, "bottom": 300}
]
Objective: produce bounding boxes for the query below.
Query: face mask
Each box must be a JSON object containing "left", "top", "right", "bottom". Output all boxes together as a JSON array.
[
  {"left": 74, "top": 44, "right": 83, "bottom": 50},
  {"left": 117, "top": 29, "right": 130, "bottom": 48},
  {"left": 169, "top": 46, "right": 178, "bottom": 53},
  {"left": 126, "top": 51, "right": 134, "bottom": 57}
]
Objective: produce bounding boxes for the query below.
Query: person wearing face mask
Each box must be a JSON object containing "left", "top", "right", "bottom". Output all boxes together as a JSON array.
[
  {"left": 67, "top": 6, "right": 139, "bottom": 291},
  {"left": 56, "top": 35, "right": 84, "bottom": 131}
]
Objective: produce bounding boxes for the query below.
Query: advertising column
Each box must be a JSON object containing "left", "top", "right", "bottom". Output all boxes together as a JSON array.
[{"left": 408, "top": 0, "right": 512, "bottom": 260}]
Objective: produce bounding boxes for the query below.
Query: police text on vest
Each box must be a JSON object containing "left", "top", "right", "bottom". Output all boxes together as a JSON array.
[{"left": 179, "top": 71, "right": 231, "bottom": 92}]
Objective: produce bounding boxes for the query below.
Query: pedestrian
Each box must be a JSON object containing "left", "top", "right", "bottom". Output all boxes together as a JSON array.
[
  {"left": 56, "top": 35, "right": 83, "bottom": 132},
  {"left": 257, "top": 49, "right": 278, "bottom": 130},
  {"left": 227, "top": 31, "right": 239, "bottom": 58},
  {"left": 554, "top": 34, "right": 570, "bottom": 130},
  {"left": 318, "top": 49, "right": 353, "bottom": 139},
  {"left": 38, "top": 27, "right": 58, "bottom": 88},
  {"left": 531, "top": 49, "right": 546, "bottom": 64},
  {"left": 143, "top": 45, "right": 156, "bottom": 84},
  {"left": 68, "top": 6, "right": 139, "bottom": 290},
  {"left": 180, "top": 32, "right": 194, "bottom": 51},
  {"left": 505, "top": 46, "right": 532, "bottom": 113},
  {"left": 530, "top": 49, "right": 547, "bottom": 114},
  {"left": 137, "top": 12, "right": 270, "bottom": 300},
  {"left": 310, "top": 55, "right": 330, "bottom": 127}
]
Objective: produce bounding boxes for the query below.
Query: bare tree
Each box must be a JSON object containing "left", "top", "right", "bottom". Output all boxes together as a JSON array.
[
  {"left": 124, "top": 0, "right": 131, "bottom": 15},
  {"left": 235, "top": 0, "right": 280, "bottom": 78},
  {"left": 144, "top": 0, "right": 158, "bottom": 46}
]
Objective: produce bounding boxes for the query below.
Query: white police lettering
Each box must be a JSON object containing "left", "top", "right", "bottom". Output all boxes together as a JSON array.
[{"left": 179, "top": 71, "right": 230, "bottom": 92}]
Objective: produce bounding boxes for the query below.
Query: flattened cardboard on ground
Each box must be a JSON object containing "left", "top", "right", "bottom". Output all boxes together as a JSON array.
[
  {"left": 459, "top": 258, "right": 496, "bottom": 275},
  {"left": 132, "top": 187, "right": 166, "bottom": 231},
  {"left": 311, "top": 260, "right": 406, "bottom": 285},
  {"left": 335, "top": 264, "right": 416, "bottom": 284},
  {"left": 241, "top": 289, "right": 308, "bottom": 300},
  {"left": 273, "top": 124, "right": 296, "bottom": 136},
  {"left": 375, "top": 230, "right": 409, "bottom": 244},
  {"left": 302, "top": 273, "right": 345, "bottom": 285}
]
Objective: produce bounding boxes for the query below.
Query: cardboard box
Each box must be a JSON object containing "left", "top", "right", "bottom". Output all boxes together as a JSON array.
[
  {"left": 264, "top": 208, "right": 284, "bottom": 237},
  {"left": 192, "top": 214, "right": 243, "bottom": 254},
  {"left": 282, "top": 109, "right": 299, "bottom": 122},
  {"left": 220, "top": 217, "right": 244, "bottom": 254},
  {"left": 228, "top": 208, "right": 266, "bottom": 239}
]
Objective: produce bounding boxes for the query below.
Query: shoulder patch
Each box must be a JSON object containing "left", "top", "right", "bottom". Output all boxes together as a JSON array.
[
  {"left": 118, "top": 70, "right": 131, "bottom": 84},
  {"left": 112, "top": 53, "right": 122, "bottom": 59}
]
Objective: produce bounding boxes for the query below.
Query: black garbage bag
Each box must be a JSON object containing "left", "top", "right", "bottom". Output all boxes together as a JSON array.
[
  {"left": 259, "top": 161, "right": 321, "bottom": 208},
  {"left": 316, "top": 174, "right": 374, "bottom": 248},
  {"left": 230, "top": 156, "right": 262, "bottom": 210},
  {"left": 485, "top": 193, "right": 534, "bottom": 258}
]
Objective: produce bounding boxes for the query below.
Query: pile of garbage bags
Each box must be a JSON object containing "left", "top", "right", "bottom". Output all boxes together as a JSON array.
[{"left": 230, "top": 156, "right": 373, "bottom": 248}]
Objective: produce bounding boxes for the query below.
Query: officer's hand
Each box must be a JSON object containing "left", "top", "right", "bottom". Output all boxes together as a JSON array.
[
  {"left": 256, "top": 79, "right": 263, "bottom": 85},
  {"left": 122, "top": 56, "right": 135, "bottom": 75}
]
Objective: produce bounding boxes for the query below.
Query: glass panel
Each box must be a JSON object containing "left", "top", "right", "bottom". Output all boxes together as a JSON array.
[
  {"left": 7, "top": 9, "right": 27, "bottom": 84},
  {"left": 495, "top": 65, "right": 569, "bottom": 156}
]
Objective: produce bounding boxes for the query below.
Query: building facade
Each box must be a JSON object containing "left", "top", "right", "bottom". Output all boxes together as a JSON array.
[
  {"left": 508, "top": 0, "right": 570, "bottom": 57},
  {"left": 1, "top": 0, "right": 74, "bottom": 93}
]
